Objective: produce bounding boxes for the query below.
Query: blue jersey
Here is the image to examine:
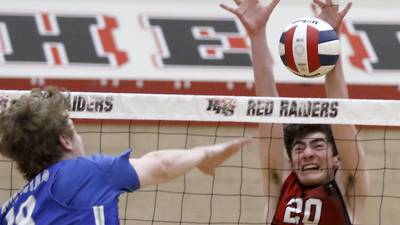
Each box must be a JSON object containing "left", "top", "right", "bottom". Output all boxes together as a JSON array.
[{"left": 0, "top": 149, "right": 140, "bottom": 225}]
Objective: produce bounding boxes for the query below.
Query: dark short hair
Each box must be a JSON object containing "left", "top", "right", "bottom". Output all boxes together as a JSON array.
[
  {"left": 283, "top": 124, "right": 338, "bottom": 160},
  {"left": 0, "top": 87, "right": 73, "bottom": 180}
]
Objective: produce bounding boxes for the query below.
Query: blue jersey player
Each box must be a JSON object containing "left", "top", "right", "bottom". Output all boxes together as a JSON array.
[{"left": 0, "top": 87, "right": 250, "bottom": 225}]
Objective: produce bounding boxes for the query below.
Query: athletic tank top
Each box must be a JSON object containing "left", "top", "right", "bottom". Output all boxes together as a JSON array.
[{"left": 271, "top": 172, "right": 351, "bottom": 225}]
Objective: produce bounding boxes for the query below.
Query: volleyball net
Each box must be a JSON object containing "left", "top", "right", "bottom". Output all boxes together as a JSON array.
[{"left": 0, "top": 91, "right": 399, "bottom": 225}]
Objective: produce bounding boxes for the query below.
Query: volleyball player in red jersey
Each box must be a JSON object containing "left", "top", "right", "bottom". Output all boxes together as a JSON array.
[{"left": 221, "top": 0, "right": 369, "bottom": 224}]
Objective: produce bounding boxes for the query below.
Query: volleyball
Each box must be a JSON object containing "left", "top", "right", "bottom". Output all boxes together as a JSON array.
[{"left": 279, "top": 17, "right": 340, "bottom": 78}]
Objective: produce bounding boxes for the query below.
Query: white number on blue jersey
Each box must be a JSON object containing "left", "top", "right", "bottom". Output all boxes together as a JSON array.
[{"left": 5, "top": 195, "right": 36, "bottom": 225}]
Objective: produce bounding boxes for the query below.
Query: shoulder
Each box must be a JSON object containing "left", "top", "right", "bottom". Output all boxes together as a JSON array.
[
  {"left": 278, "top": 172, "right": 299, "bottom": 195},
  {"left": 86, "top": 149, "right": 133, "bottom": 166},
  {"left": 49, "top": 155, "right": 113, "bottom": 199},
  {"left": 55, "top": 149, "right": 136, "bottom": 185},
  {"left": 282, "top": 172, "right": 297, "bottom": 187},
  {"left": 60, "top": 149, "right": 134, "bottom": 174},
  {"left": 49, "top": 149, "right": 139, "bottom": 207}
]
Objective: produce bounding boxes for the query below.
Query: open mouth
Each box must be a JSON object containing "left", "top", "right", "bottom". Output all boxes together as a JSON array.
[{"left": 301, "top": 164, "right": 320, "bottom": 171}]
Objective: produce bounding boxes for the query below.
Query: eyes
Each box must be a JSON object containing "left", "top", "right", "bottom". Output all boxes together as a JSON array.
[{"left": 292, "top": 139, "right": 328, "bottom": 154}]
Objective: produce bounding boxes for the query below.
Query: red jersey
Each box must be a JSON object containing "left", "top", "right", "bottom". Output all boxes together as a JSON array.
[{"left": 271, "top": 172, "right": 351, "bottom": 225}]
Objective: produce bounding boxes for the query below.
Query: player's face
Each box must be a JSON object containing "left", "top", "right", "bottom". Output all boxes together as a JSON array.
[
  {"left": 67, "top": 119, "right": 85, "bottom": 156},
  {"left": 290, "top": 132, "right": 338, "bottom": 186}
]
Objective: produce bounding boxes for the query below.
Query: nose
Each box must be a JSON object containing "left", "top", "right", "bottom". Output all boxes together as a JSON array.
[{"left": 301, "top": 146, "right": 315, "bottom": 160}]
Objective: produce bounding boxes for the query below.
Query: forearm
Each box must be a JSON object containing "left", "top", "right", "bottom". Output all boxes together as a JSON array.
[
  {"left": 157, "top": 148, "right": 207, "bottom": 179},
  {"left": 324, "top": 58, "right": 349, "bottom": 99},
  {"left": 250, "top": 31, "right": 279, "bottom": 97},
  {"left": 250, "top": 28, "right": 284, "bottom": 192},
  {"left": 326, "top": 57, "right": 368, "bottom": 191},
  {"left": 131, "top": 148, "right": 207, "bottom": 187}
]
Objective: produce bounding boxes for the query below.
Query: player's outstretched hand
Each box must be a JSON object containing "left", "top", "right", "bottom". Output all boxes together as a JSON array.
[
  {"left": 197, "top": 138, "right": 251, "bottom": 175},
  {"left": 220, "top": 0, "right": 280, "bottom": 37},
  {"left": 311, "top": 0, "right": 352, "bottom": 31}
]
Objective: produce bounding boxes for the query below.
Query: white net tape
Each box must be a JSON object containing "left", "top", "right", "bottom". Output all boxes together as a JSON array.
[
  {"left": 1, "top": 90, "right": 400, "bottom": 225},
  {"left": 0, "top": 90, "right": 399, "bottom": 126}
]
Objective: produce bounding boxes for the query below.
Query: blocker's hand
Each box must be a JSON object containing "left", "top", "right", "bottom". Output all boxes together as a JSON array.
[
  {"left": 311, "top": 0, "right": 352, "bottom": 31},
  {"left": 220, "top": 0, "right": 280, "bottom": 37}
]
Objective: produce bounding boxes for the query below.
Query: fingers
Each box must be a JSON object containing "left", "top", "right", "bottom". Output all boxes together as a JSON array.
[
  {"left": 219, "top": 3, "right": 238, "bottom": 15},
  {"left": 313, "top": 0, "right": 325, "bottom": 9},
  {"left": 234, "top": 0, "right": 241, "bottom": 6},
  {"left": 310, "top": 3, "right": 319, "bottom": 16},
  {"left": 234, "top": 137, "right": 252, "bottom": 146},
  {"left": 313, "top": 0, "right": 341, "bottom": 10},
  {"left": 214, "top": 137, "right": 251, "bottom": 159},
  {"left": 225, "top": 137, "right": 251, "bottom": 150},
  {"left": 339, "top": 2, "right": 352, "bottom": 18},
  {"left": 198, "top": 138, "right": 251, "bottom": 176},
  {"left": 324, "top": 0, "right": 339, "bottom": 6},
  {"left": 325, "top": 0, "right": 334, "bottom": 5},
  {"left": 330, "top": 0, "right": 339, "bottom": 5},
  {"left": 269, "top": 0, "right": 280, "bottom": 10}
]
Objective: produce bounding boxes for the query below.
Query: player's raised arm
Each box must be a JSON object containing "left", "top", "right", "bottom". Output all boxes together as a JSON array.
[
  {"left": 220, "top": 0, "right": 286, "bottom": 215},
  {"left": 221, "top": 0, "right": 279, "bottom": 97},
  {"left": 130, "top": 138, "right": 250, "bottom": 188},
  {"left": 311, "top": 0, "right": 352, "bottom": 98},
  {"left": 313, "top": 0, "right": 369, "bottom": 223}
]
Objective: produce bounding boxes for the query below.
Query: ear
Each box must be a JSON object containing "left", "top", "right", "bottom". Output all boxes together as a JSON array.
[
  {"left": 59, "top": 135, "right": 73, "bottom": 152},
  {"left": 333, "top": 155, "right": 340, "bottom": 170}
]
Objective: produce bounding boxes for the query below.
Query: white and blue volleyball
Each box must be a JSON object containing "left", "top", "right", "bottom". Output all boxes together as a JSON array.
[{"left": 279, "top": 17, "right": 340, "bottom": 78}]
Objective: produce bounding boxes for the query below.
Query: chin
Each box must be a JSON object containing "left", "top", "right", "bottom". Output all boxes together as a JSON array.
[
  {"left": 298, "top": 172, "right": 326, "bottom": 186},
  {"left": 300, "top": 179, "right": 322, "bottom": 186}
]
